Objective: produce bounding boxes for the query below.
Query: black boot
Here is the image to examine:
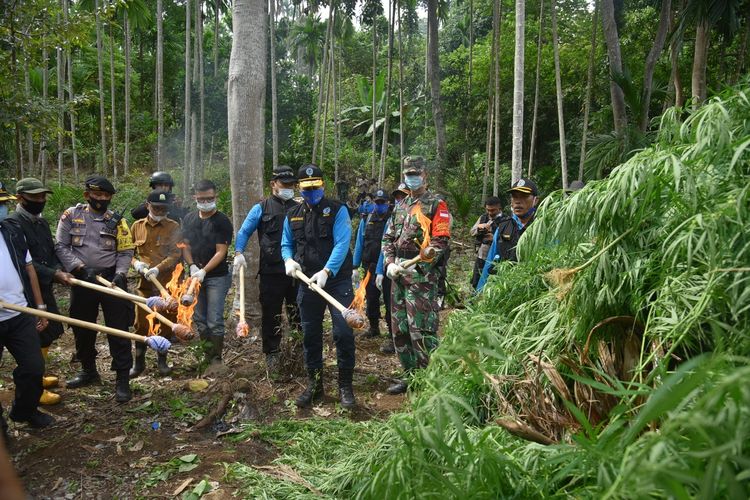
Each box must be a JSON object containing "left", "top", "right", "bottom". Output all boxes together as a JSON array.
[
  {"left": 129, "top": 344, "right": 146, "bottom": 378},
  {"left": 338, "top": 368, "right": 356, "bottom": 409},
  {"left": 380, "top": 338, "right": 396, "bottom": 355},
  {"left": 157, "top": 353, "right": 172, "bottom": 376},
  {"left": 387, "top": 379, "right": 408, "bottom": 395},
  {"left": 363, "top": 321, "right": 380, "bottom": 338},
  {"left": 115, "top": 370, "right": 132, "bottom": 403},
  {"left": 66, "top": 362, "right": 100, "bottom": 389},
  {"left": 295, "top": 369, "right": 324, "bottom": 407}
]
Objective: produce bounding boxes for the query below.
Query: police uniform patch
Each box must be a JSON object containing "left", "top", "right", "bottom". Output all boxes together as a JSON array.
[
  {"left": 323, "top": 207, "right": 331, "bottom": 215},
  {"left": 517, "top": 179, "right": 526, "bottom": 187}
]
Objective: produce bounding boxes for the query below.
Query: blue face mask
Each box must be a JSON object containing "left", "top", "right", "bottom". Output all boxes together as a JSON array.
[
  {"left": 374, "top": 203, "right": 389, "bottom": 215},
  {"left": 404, "top": 175, "right": 423, "bottom": 190},
  {"left": 0, "top": 204, "right": 7, "bottom": 222},
  {"left": 359, "top": 201, "right": 374, "bottom": 214},
  {"left": 301, "top": 188, "right": 324, "bottom": 206}
]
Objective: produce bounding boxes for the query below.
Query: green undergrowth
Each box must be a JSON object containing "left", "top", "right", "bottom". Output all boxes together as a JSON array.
[{"left": 226, "top": 83, "right": 750, "bottom": 498}]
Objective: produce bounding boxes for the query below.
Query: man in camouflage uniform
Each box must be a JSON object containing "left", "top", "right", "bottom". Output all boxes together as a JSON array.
[{"left": 381, "top": 157, "right": 451, "bottom": 394}]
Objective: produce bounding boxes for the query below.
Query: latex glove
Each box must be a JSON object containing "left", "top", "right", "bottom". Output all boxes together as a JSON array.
[
  {"left": 133, "top": 260, "right": 148, "bottom": 274},
  {"left": 386, "top": 262, "right": 405, "bottom": 280},
  {"left": 285, "top": 259, "right": 302, "bottom": 277},
  {"left": 144, "top": 267, "right": 159, "bottom": 280},
  {"left": 113, "top": 272, "right": 128, "bottom": 291},
  {"left": 352, "top": 269, "right": 360, "bottom": 285},
  {"left": 310, "top": 269, "right": 329, "bottom": 288},
  {"left": 190, "top": 265, "right": 206, "bottom": 283},
  {"left": 375, "top": 274, "right": 384, "bottom": 291},
  {"left": 233, "top": 253, "right": 247, "bottom": 273}
]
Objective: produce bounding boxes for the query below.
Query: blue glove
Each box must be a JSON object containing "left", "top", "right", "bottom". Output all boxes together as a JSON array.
[{"left": 146, "top": 336, "right": 171, "bottom": 354}]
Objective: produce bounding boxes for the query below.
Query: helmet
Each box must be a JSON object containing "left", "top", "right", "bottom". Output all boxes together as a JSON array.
[{"left": 149, "top": 171, "right": 174, "bottom": 188}]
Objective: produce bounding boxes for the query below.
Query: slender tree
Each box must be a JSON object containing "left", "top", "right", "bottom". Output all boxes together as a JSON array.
[
  {"left": 312, "top": 9, "right": 333, "bottom": 164},
  {"left": 551, "top": 0, "right": 568, "bottom": 190},
  {"left": 397, "top": 0, "right": 405, "bottom": 166},
  {"left": 124, "top": 9, "right": 131, "bottom": 175},
  {"left": 184, "top": 0, "right": 192, "bottom": 196},
  {"left": 492, "top": 0, "right": 502, "bottom": 196},
  {"left": 600, "top": 0, "right": 627, "bottom": 135},
  {"left": 108, "top": 13, "right": 118, "bottom": 178},
  {"left": 579, "top": 0, "right": 599, "bottom": 182},
  {"left": 426, "top": 0, "right": 447, "bottom": 186},
  {"left": 640, "top": 0, "right": 672, "bottom": 130},
  {"left": 23, "top": 47, "right": 34, "bottom": 175},
  {"left": 214, "top": 0, "right": 220, "bottom": 77},
  {"left": 692, "top": 18, "right": 710, "bottom": 108},
  {"left": 64, "top": 0, "right": 79, "bottom": 181},
  {"left": 510, "top": 0, "right": 525, "bottom": 184},
  {"left": 371, "top": 20, "right": 378, "bottom": 178},
  {"left": 229, "top": 0, "right": 266, "bottom": 322},
  {"left": 668, "top": 0, "right": 686, "bottom": 109},
  {"left": 198, "top": 0, "right": 206, "bottom": 175},
  {"left": 378, "top": 0, "right": 396, "bottom": 185},
  {"left": 157, "top": 0, "right": 164, "bottom": 169},
  {"left": 528, "top": 0, "right": 544, "bottom": 177},
  {"left": 95, "top": 0, "right": 109, "bottom": 172},
  {"left": 269, "top": 0, "right": 279, "bottom": 169},
  {"left": 57, "top": 7, "right": 64, "bottom": 185},
  {"left": 41, "top": 42, "right": 49, "bottom": 181}
]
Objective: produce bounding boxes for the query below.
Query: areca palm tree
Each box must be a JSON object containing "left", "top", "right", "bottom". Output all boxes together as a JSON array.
[{"left": 289, "top": 14, "right": 325, "bottom": 80}]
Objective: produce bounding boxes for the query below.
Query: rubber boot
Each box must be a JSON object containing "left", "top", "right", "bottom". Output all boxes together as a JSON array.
[
  {"left": 157, "top": 353, "right": 172, "bottom": 376},
  {"left": 66, "top": 362, "right": 100, "bottom": 389},
  {"left": 380, "top": 338, "right": 396, "bottom": 355},
  {"left": 41, "top": 347, "right": 59, "bottom": 388},
  {"left": 114, "top": 370, "right": 132, "bottom": 403},
  {"left": 295, "top": 369, "right": 324, "bottom": 407},
  {"left": 204, "top": 336, "right": 227, "bottom": 377},
  {"left": 338, "top": 368, "right": 356, "bottom": 409},
  {"left": 362, "top": 321, "right": 380, "bottom": 338},
  {"left": 129, "top": 344, "right": 147, "bottom": 378}
]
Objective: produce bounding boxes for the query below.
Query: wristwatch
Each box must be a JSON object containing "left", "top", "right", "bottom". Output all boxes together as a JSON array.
[{"left": 37, "top": 304, "right": 48, "bottom": 310}]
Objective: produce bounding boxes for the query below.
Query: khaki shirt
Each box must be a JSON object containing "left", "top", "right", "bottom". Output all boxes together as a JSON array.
[
  {"left": 131, "top": 217, "right": 181, "bottom": 289},
  {"left": 55, "top": 204, "right": 134, "bottom": 274}
]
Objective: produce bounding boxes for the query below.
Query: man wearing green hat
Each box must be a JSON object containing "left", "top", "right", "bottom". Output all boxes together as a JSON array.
[{"left": 8, "top": 178, "right": 74, "bottom": 406}]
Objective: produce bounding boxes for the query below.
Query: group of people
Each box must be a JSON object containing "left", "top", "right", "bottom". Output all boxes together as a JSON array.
[{"left": 0, "top": 156, "right": 541, "bottom": 437}]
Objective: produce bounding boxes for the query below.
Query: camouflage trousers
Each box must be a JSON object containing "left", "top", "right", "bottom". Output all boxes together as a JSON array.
[{"left": 389, "top": 270, "right": 440, "bottom": 372}]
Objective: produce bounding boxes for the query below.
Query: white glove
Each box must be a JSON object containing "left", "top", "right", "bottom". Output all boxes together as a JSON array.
[
  {"left": 190, "top": 265, "right": 206, "bottom": 283},
  {"left": 133, "top": 260, "right": 148, "bottom": 274},
  {"left": 352, "top": 269, "right": 360, "bottom": 285},
  {"left": 376, "top": 274, "right": 384, "bottom": 290},
  {"left": 310, "top": 269, "right": 329, "bottom": 288},
  {"left": 386, "top": 262, "right": 405, "bottom": 280},
  {"left": 233, "top": 253, "right": 246, "bottom": 273},
  {"left": 144, "top": 267, "right": 159, "bottom": 279},
  {"left": 285, "top": 259, "right": 302, "bottom": 277}
]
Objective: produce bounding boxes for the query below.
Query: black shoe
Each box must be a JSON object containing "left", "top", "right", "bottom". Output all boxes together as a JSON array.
[
  {"left": 380, "top": 339, "right": 396, "bottom": 355},
  {"left": 9, "top": 410, "right": 55, "bottom": 429},
  {"left": 338, "top": 368, "right": 356, "bottom": 409},
  {"left": 156, "top": 353, "right": 172, "bottom": 376},
  {"left": 295, "top": 369, "right": 324, "bottom": 408},
  {"left": 66, "top": 367, "right": 100, "bottom": 389},
  {"left": 129, "top": 347, "right": 146, "bottom": 378},
  {"left": 114, "top": 371, "right": 132, "bottom": 403},
  {"left": 360, "top": 322, "right": 380, "bottom": 338},
  {"left": 387, "top": 380, "right": 408, "bottom": 395}
]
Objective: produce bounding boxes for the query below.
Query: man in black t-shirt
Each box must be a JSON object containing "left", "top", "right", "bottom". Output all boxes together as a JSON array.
[{"left": 180, "top": 180, "right": 233, "bottom": 374}]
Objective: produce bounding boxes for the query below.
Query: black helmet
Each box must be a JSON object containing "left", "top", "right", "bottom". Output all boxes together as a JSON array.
[{"left": 149, "top": 171, "right": 174, "bottom": 188}]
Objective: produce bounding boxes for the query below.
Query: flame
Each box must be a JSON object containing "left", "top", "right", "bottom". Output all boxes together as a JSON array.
[
  {"left": 349, "top": 270, "right": 371, "bottom": 311},
  {"left": 166, "top": 263, "right": 184, "bottom": 297},
  {"left": 176, "top": 278, "right": 200, "bottom": 329},
  {"left": 411, "top": 203, "right": 435, "bottom": 262},
  {"left": 145, "top": 311, "right": 161, "bottom": 336}
]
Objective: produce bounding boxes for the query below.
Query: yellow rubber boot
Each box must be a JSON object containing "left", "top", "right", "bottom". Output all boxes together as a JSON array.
[
  {"left": 39, "top": 389, "right": 61, "bottom": 405},
  {"left": 41, "top": 347, "right": 59, "bottom": 389}
]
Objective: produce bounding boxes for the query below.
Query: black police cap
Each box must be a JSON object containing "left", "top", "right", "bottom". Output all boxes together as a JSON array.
[
  {"left": 147, "top": 190, "right": 173, "bottom": 205},
  {"left": 84, "top": 175, "right": 116, "bottom": 194},
  {"left": 507, "top": 178, "right": 539, "bottom": 196},
  {"left": 373, "top": 188, "right": 388, "bottom": 201},
  {"left": 298, "top": 164, "right": 324, "bottom": 188}
]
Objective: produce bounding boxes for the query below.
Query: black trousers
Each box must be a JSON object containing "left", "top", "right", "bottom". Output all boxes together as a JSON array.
[
  {"left": 69, "top": 284, "right": 133, "bottom": 372},
  {"left": 259, "top": 273, "right": 300, "bottom": 354},
  {"left": 39, "top": 285, "right": 64, "bottom": 348},
  {"left": 0, "top": 314, "right": 43, "bottom": 419}
]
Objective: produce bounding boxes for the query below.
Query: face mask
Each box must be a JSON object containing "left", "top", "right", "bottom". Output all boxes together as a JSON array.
[
  {"left": 149, "top": 212, "right": 166, "bottom": 222},
  {"left": 22, "top": 199, "right": 46, "bottom": 216},
  {"left": 514, "top": 206, "right": 536, "bottom": 219},
  {"left": 359, "top": 201, "right": 373, "bottom": 214},
  {"left": 404, "top": 175, "right": 423, "bottom": 190},
  {"left": 89, "top": 198, "right": 111, "bottom": 212},
  {"left": 374, "top": 203, "right": 389, "bottom": 215},
  {"left": 277, "top": 188, "right": 295, "bottom": 201},
  {"left": 0, "top": 205, "right": 7, "bottom": 222},
  {"left": 196, "top": 201, "right": 217, "bottom": 212},
  {"left": 301, "top": 188, "right": 324, "bottom": 206}
]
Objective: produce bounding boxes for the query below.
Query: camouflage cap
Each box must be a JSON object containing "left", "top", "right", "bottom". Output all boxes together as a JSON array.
[{"left": 402, "top": 156, "right": 426, "bottom": 174}]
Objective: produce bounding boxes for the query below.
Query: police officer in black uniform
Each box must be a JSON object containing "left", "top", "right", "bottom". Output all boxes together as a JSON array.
[
  {"left": 131, "top": 171, "right": 186, "bottom": 222},
  {"left": 233, "top": 166, "right": 301, "bottom": 375}
]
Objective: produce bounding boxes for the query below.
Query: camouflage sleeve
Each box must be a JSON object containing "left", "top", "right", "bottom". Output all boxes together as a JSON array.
[{"left": 115, "top": 219, "right": 135, "bottom": 274}]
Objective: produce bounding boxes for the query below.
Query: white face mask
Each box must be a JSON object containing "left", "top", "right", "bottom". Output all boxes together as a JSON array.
[
  {"left": 196, "top": 201, "right": 217, "bottom": 212},
  {"left": 277, "top": 188, "right": 295, "bottom": 201},
  {"left": 149, "top": 212, "right": 166, "bottom": 222}
]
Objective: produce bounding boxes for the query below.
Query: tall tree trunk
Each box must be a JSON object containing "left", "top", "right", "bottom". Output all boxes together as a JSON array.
[
  {"left": 551, "top": 0, "right": 568, "bottom": 190},
  {"left": 312, "top": 9, "right": 333, "bottom": 164},
  {"left": 640, "top": 0, "right": 671, "bottom": 131},
  {"left": 64, "top": 0, "right": 78, "bottom": 182},
  {"left": 10, "top": 9, "right": 23, "bottom": 178},
  {"left": 269, "top": 0, "right": 279, "bottom": 169},
  {"left": 23, "top": 48, "right": 34, "bottom": 175},
  {"left": 124, "top": 11, "right": 131, "bottom": 175},
  {"left": 528, "top": 0, "right": 544, "bottom": 177},
  {"left": 109, "top": 16, "right": 117, "bottom": 179},
  {"left": 379, "top": 0, "right": 396, "bottom": 185},
  {"left": 198, "top": 0, "right": 205, "bottom": 174},
  {"left": 334, "top": 52, "right": 341, "bottom": 182},
  {"left": 691, "top": 19, "right": 710, "bottom": 109},
  {"left": 320, "top": 29, "right": 334, "bottom": 168},
  {"left": 57, "top": 11, "right": 64, "bottom": 185},
  {"left": 462, "top": 0, "right": 474, "bottom": 192},
  {"left": 510, "top": 0, "right": 525, "bottom": 184},
  {"left": 95, "top": 0, "right": 109, "bottom": 172},
  {"left": 579, "top": 0, "right": 598, "bottom": 182},
  {"left": 397, "top": 0, "right": 405, "bottom": 168},
  {"left": 214, "top": 0, "right": 220, "bottom": 77},
  {"left": 229, "top": 0, "right": 266, "bottom": 325},
  {"left": 190, "top": 0, "right": 200, "bottom": 186},
  {"left": 157, "top": 0, "right": 165, "bottom": 170},
  {"left": 482, "top": 95, "right": 493, "bottom": 203},
  {"left": 733, "top": 16, "right": 749, "bottom": 84},
  {"left": 183, "top": 0, "right": 192, "bottom": 196},
  {"left": 41, "top": 43, "right": 49, "bottom": 182},
  {"left": 600, "top": 0, "right": 627, "bottom": 135},
  {"left": 371, "top": 22, "right": 378, "bottom": 178},
  {"left": 492, "top": 0, "right": 502, "bottom": 196},
  {"left": 426, "top": 0, "right": 447, "bottom": 187}
]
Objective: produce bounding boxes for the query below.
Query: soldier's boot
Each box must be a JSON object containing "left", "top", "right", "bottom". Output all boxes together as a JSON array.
[
  {"left": 380, "top": 338, "right": 396, "bottom": 355},
  {"left": 129, "top": 344, "right": 147, "bottom": 378},
  {"left": 295, "top": 369, "right": 324, "bottom": 408},
  {"left": 157, "top": 353, "right": 172, "bottom": 376},
  {"left": 338, "top": 368, "right": 356, "bottom": 410},
  {"left": 114, "top": 370, "right": 132, "bottom": 403},
  {"left": 387, "top": 371, "right": 410, "bottom": 395},
  {"left": 41, "top": 347, "right": 59, "bottom": 388},
  {"left": 66, "top": 361, "right": 101, "bottom": 389},
  {"left": 364, "top": 320, "right": 380, "bottom": 338}
]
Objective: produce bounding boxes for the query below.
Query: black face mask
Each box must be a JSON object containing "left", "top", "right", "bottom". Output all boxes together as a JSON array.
[
  {"left": 89, "top": 198, "right": 111, "bottom": 212},
  {"left": 22, "top": 199, "right": 46, "bottom": 215}
]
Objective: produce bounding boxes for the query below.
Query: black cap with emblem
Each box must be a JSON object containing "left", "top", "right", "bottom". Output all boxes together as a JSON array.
[
  {"left": 298, "top": 164, "right": 324, "bottom": 189},
  {"left": 147, "top": 189, "right": 172, "bottom": 206},
  {"left": 507, "top": 178, "right": 539, "bottom": 196},
  {"left": 272, "top": 165, "right": 297, "bottom": 182},
  {"left": 84, "top": 175, "right": 116, "bottom": 194},
  {"left": 373, "top": 188, "right": 388, "bottom": 201}
]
